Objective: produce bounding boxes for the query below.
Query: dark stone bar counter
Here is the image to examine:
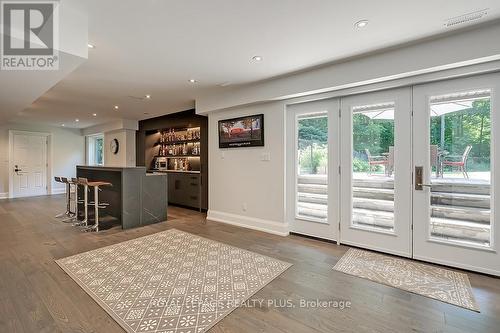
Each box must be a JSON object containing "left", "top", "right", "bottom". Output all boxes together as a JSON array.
[{"left": 76, "top": 166, "right": 167, "bottom": 229}]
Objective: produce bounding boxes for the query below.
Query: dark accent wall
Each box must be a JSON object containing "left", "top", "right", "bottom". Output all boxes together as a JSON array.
[{"left": 136, "top": 109, "right": 208, "bottom": 210}]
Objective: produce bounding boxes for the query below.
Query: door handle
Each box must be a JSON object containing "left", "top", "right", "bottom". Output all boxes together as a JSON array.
[
  {"left": 415, "top": 166, "right": 432, "bottom": 190},
  {"left": 14, "top": 165, "right": 22, "bottom": 174}
]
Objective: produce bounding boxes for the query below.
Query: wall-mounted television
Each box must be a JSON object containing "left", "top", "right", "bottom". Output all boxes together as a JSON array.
[{"left": 218, "top": 114, "right": 264, "bottom": 148}]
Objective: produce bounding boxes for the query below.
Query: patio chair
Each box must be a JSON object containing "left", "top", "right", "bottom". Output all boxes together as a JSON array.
[
  {"left": 441, "top": 145, "right": 472, "bottom": 179},
  {"left": 365, "top": 148, "right": 388, "bottom": 175}
]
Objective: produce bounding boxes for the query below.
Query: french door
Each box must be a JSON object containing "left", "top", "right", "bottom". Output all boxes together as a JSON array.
[
  {"left": 286, "top": 99, "right": 340, "bottom": 241},
  {"left": 340, "top": 88, "right": 412, "bottom": 257},
  {"left": 287, "top": 73, "right": 500, "bottom": 275},
  {"left": 413, "top": 73, "right": 500, "bottom": 276}
]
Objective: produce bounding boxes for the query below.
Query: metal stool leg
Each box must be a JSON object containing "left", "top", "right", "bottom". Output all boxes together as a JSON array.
[
  {"left": 84, "top": 185, "right": 100, "bottom": 232},
  {"left": 62, "top": 181, "right": 77, "bottom": 223}
]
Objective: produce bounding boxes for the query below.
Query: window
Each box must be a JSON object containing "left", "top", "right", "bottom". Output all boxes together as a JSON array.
[{"left": 86, "top": 134, "right": 104, "bottom": 166}]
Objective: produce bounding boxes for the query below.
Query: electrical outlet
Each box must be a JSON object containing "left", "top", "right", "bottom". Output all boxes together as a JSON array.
[{"left": 261, "top": 152, "right": 271, "bottom": 161}]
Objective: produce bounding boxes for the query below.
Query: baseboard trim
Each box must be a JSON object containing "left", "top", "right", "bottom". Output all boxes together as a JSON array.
[
  {"left": 207, "top": 210, "right": 289, "bottom": 236},
  {"left": 0, "top": 192, "right": 7, "bottom": 199},
  {"left": 51, "top": 188, "right": 66, "bottom": 195}
]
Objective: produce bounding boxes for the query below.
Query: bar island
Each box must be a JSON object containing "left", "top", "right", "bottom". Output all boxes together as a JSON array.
[{"left": 76, "top": 166, "right": 167, "bottom": 229}]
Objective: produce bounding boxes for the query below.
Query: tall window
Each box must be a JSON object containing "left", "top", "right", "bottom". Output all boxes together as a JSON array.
[{"left": 86, "top": 134, "right": 104, "bottom": 166}]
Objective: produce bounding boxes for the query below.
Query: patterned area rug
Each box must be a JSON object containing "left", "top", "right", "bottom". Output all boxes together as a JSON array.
[
  {"left": 56, "top": 229, "right": 292, "bottom": 332},
  {"left": 334, "top": 248, "right": 479, "bottom": 312}
]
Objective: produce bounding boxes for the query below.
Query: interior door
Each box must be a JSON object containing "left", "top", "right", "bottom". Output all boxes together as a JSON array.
[
  {"left": 12, "top": 133, "right": 48, "bottom": 198},
  {"left": 287, "top": 99, "right": 340, "bottom": 240},
  {"left": 340, "top": 88, "right": 412, "bottom": 257},
  {"left": 413, "top": 73, "right": 500, "bottom": 276}
]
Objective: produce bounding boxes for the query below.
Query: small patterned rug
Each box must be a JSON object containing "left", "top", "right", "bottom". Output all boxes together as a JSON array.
[
  {"left": 334, "top": 248, "right": 479, "bottom": 312},
  {"left": 56, "top": 229, "right": 292, "bottom": 333}
]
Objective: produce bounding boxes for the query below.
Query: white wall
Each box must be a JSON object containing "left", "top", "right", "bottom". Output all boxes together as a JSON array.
[
  {"left": 203, "top": 23, "right": 500, "bottom": 237},
  {"left": 207, "top": 102, "right": 288, "bottom": 235},
  {"left": 84, "top": 119, "right": 138, "bottom": 168},
  {"left": 0, "top": 122, "right": 85, "bottom": 197},
  {"left": 196, "top": 22, "right": 500, "bottom": 113},
  {"left": 104, "top": 129, "right": 136, "bottom": 167}
]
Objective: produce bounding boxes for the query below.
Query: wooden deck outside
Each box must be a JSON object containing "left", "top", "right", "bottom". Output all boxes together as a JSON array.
[{"left": 297, "top": 174, "right": 491, "bottom": 246}]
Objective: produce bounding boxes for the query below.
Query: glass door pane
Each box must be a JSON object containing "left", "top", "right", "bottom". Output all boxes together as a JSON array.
[
  {"left": 428, "top": 91, "right": 491, "bottom": 247},
  {"left": 413, "top": 73, "right": 500, "bottom": 276},
  {"left": 286, "top": 99, "right": 340, "bottom": 241},
  {"left": 340, "top": 88, "right": 412, "bottom": 257},
  {"left": 297, "top": 112, "right": 328, "bottom": 222},
  {"left": 352, "top": 103, "right": 395, "bottom": 232}
]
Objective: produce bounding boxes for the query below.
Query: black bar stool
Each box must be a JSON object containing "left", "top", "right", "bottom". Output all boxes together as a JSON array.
[
  {"left": 55, "top": 177, "right": 76, "bottom": 221},
  {"left": 54, "top": 176, "right": 67, "bottom": 218}
]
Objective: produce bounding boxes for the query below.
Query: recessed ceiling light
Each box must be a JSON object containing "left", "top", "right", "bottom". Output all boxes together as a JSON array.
[
  {"left": 145, "top": 94, "right": 151, "bottom": 99},
  {"left": 354, "top": 20, "right": 369, "bottom": 29},
  {"left": 87, "top": 43, "right": 95, "bottom": 49},
  {"left": 75, "top": 119, "right": 79, "bottom": 122},
  {"left": 114, "top": 105, "right": 119, "bottom": 110},
  {"left": 188, "top": 79, "right": 197, "bottom": 83},
  {"left": 252, "top": 55, "right": 263, "bottom": 62},
  {"left": 92, "top": 113, "right": 97, "bottom": 117},
  {"left": 61, "top": 124, "right": 65, "bottom": 127}
]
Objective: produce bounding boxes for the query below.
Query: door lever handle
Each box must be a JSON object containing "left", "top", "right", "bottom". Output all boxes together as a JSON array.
[{"left": 415, "top": 166, "right": 432, "bottom": 190}]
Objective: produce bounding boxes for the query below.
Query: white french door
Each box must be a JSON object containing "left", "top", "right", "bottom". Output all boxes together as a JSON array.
[
  {"left": 287, "top": 98, "right": 340, "bottom": 241},
  {"left": 286, "top": 73, "right": 500, "bottom": 275},
  {"left": 413, "top": 73, "right": 500, "bottom": 276},
  {"left": 10, "top": 132, "right": 48, "bottom": 198},
  {"left": 340, "top": 88, "right": 412, "bottom": 257}
]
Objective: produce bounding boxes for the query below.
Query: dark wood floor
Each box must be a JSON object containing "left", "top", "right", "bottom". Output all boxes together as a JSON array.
[{"left": 1, "top": 195, "right": 500, "bottom": 333}]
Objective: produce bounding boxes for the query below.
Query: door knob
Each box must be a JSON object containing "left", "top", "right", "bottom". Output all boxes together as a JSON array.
[{"left": 14, "top": 165, "right": 22, "bottom": 173}]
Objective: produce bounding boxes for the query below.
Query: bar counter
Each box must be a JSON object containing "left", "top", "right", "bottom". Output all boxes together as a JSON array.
[{"left": 76, "top": 166, "right": 167, "bottom": 229}]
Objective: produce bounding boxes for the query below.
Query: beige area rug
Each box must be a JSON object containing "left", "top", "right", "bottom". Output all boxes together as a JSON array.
[
  {"left": 333, "top": 248, "right": 479, "bottom": 312},
  {"left": 56, "top": 229, "right": 292, "bottom": 333}
]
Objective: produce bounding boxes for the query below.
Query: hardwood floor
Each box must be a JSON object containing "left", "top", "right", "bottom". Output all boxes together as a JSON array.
[{"left": 1, "top": 195, "right": 500, "bottom": 333}]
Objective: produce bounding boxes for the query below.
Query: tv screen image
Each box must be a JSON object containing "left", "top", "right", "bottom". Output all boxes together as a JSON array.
[{"left": 218, "top": 114, "right": 264, "bottom": 148}]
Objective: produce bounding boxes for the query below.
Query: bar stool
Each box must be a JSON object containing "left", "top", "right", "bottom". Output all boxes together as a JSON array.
[
  {"left": 67, "top": 177, "right": 85, "bottom": 226},
  {"left": 84, "top": 180, "right": 112, "bottom": 232},
  {"left": 54, "top": 177, "right": 75, "bottom": 220},
  {"left": 54, "top": 177, "right": 66, "bottom": 218},
  {"left": 74, "top": 177, "right": 90, "bottom": 227},
  {"left": 61, "top": 178, "right": 78, "bottom": 223}
]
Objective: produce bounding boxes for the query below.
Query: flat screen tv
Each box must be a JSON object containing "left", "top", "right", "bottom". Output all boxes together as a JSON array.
[{"left": 218, "top": 114, "right": 264, "bottom": 148}]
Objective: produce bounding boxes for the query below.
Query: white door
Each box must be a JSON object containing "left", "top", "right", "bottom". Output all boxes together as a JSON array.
[
  {"left": 287, "top": 99, "right": 340, "bottom": 240},
  {"left": 340, "top": 88, "right": 412, "bottom": 257},
  {"left": 11, "top": 133, "right": 48, "bottom": 198},
  {"left": 413, "top": 73, "right": 500, "bottom": 276}
]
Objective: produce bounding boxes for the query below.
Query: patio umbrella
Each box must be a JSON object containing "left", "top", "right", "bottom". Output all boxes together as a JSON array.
[
  {"left": 430, "top": 100, "right": 473, "bottom": 148},
  {"left": 361, "top": 108, "right": 395, "bottom": 120},
  {"left": 430, "top": 100, "right": 473, "bottom": 116}
]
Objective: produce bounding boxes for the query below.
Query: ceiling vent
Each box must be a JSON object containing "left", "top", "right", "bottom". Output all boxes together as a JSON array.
[{"left": 445, "top": 9, "right": 488, "bottom": 28}]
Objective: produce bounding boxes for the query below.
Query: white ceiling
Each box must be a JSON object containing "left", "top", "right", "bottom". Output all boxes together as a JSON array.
[{"left": 5, "top": 0, "right": 500, "bottom": 128}]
